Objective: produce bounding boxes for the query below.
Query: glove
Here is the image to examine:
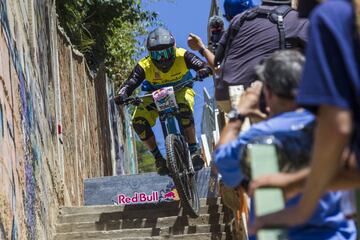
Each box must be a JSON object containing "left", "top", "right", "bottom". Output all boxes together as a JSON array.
[
  {"left": 114, "top": 87, "right": 129, "bottom": 105},
  {"left": 196, "top": 67, "right": 212, "bottom": 80}
]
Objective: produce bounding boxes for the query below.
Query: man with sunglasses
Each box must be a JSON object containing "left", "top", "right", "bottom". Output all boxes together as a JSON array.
[{"left": 116, "top": 27, "right": 212, "bottom": 175}]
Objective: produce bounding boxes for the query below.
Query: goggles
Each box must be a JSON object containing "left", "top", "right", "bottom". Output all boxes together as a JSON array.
[{"left": 150, "top": 47, "right": 175, "bottom": 62}]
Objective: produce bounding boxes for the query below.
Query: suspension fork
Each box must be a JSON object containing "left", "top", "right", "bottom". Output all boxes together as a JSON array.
[
  {"left": 160, "top": 114, "right": 178, "bottom": 138},
  {"left": 175, "top": 114, "right": 186, "bottom": 137},
  {"left": 160, "top": 118, "right": 168, "bottom": 139}
]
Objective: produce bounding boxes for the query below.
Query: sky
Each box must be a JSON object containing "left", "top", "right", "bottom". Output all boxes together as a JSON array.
[{"left": 140, "top": 0, "right": 222, "bottom": 153}]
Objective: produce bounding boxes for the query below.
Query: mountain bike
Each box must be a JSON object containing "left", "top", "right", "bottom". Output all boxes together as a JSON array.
[{"left": 120, "top": 77, "right": 202, "bottom": 218}]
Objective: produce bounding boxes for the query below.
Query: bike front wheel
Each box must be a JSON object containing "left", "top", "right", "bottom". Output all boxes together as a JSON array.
[{"left": 165, "top": 134, "right": 200, "bottom": 218}]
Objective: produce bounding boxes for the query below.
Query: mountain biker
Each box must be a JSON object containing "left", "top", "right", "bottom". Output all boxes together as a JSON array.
[{"left": 115, "top": 27, "right": 212, "bottom": 175}]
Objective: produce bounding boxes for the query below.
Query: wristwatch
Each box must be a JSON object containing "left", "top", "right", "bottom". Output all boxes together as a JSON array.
[
  {"left": 199, "top": 47, "right": 206, "bottom": 56},
  {"left": 227, "top": 109, "right": 246, "bottom": 123}
]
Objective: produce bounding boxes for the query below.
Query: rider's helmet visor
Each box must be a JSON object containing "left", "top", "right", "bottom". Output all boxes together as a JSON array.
[{"left": 150, "top": 47, "right": 175, "bottom": 63}]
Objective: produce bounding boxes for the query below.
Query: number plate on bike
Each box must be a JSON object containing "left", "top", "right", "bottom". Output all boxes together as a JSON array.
[{"left": 152, "top": 87, "right": 178, "bottom": 111}]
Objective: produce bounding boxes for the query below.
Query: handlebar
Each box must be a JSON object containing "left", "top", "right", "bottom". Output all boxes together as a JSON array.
[
  {"left": 122, "top": 94, "right": 155, "bottom": 105},
  {"left": 115, "top": 76, "right": 203, "bottom": 106}
]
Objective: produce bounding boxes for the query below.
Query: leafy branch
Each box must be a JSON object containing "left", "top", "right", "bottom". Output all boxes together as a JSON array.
[{"left": 56, "top": 0, "right": 158, "bottom": 87}]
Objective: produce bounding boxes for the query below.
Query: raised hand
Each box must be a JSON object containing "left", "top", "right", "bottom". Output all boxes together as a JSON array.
[{"left": 187, "top": 33, "right": 205, "bottom": 51}]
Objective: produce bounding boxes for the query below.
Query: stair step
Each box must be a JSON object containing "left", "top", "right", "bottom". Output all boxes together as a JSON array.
[
  {"left": 59, "top": 204, "right": 224, "bottom": 218},
  {"left": 58, "top": 212, "right": 225, "bottom": 228},
  {"left": 57, "top": 168, "right": 226, "bottom": 239},
  {"left": 60, "top": 198, "right": 222, "bottom": 215},
  {"left": 118, "top": 233, "right": 226, "bottom": 240},
  {"left": 56, "top": 213, "right": 228, "bottom": 233},
  {"left": 54, "top": 225, "right": 227, "bottom": 240},
  {"left": 57, "top": 206, "right": 225, "bottom": 233}
]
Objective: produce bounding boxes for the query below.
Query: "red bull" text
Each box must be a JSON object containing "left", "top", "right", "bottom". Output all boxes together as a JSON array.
[{"left": 118, "top": 191, "right": 159, "bottom": 205}]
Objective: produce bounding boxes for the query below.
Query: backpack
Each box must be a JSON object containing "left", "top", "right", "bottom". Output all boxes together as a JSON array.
[{"left": 215, "top": 5, "right": 294, "bottom": 66}]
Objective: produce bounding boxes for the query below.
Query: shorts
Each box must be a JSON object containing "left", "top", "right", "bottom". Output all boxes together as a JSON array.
[{"left": 215, "top": 79, "right": 230, "bottom": 101}]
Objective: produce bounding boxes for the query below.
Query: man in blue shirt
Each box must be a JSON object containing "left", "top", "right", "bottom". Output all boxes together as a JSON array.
[
  {"left": 249, "top": 0, "right": 360, "bottom": 234},
  {"left": 214, "top": 50, "right": 356, "bottom": 239}
]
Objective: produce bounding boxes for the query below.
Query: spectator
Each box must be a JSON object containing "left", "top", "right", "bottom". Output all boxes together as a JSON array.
[
  {"left": 188, "top": 0, "right": 308, "bottom": 112},
  {"left": 249, "top": 0, "right": 360, "bottom": 231},
  {"left": 210, "top": 0, "right": 261, "bottom": 53},
  {"left": 213, "top": 50, "right": 357, "bottom": 239},
  {"left": 190, "top": 0, "right": 258, "bottom": 69},
  {"left": 208, "top": 15, "right": 225, "bottom": 54}
]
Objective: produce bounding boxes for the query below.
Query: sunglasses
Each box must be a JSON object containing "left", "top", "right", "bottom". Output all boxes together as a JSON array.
[{"left": 150, "top": 47, "right": 175, "bottom": 62}]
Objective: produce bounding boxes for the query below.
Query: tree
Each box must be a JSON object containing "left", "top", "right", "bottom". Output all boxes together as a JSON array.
[
  {"left": 135, "top": 140, "right": 156, "bottom": 173},
  {"left": 56, "top": 0, "right": 157, "bottom": 88}
]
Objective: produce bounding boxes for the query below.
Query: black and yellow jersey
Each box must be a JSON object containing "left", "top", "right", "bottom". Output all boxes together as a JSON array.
[{"left": 121, "top": 47, "right": 209, "bottom": 94}]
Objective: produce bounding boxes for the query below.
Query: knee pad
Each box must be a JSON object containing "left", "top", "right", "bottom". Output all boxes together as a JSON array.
[
  {"left": 132, "top": 117, "right": 154, "bottom": 141},
  {"left": 178, "top": 103, "right": 194, "bottom": 128}
]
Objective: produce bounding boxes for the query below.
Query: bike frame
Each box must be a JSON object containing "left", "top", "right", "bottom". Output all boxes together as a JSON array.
[{"left": 158, "top": 108, "right": 185, "bottom": 139}]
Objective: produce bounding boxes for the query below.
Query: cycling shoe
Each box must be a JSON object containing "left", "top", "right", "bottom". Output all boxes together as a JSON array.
[
  {"left": 191, "top": 153, "right": 205, "bottom": 171},
  {"left": 155, "top": 157, "right": 169, "bottom": 175}
]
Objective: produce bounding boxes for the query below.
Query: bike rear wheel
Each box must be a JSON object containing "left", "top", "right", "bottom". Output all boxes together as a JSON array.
[{"left": 165, "top": 134, "right": 200, "bottom": 218}]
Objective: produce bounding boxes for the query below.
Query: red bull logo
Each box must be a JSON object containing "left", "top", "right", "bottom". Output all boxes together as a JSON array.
[
  {"left": 161, "top": 189, "right": 180, "bottom": 201},
  {"left": 163, "top": 191, "right": 176, "bottom": 200},
  {"left": 118, "top": 191, "right": 159, "bottom": 205}
]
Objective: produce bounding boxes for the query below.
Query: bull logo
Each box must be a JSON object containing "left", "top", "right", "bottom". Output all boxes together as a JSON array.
[
  {"left": 164, "top": 191, "right": 176, "bottom": 200},
  {"left": 159, "top": 182, "right": 180, "bottom": 202}
]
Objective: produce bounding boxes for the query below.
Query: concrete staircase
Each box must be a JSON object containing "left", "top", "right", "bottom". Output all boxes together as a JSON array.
[
  {"left": 55, "top": 198, "right": 233, "bottom": 239},
  {"left": 55, "top": 168, "right": 235, "bottom": 239}
]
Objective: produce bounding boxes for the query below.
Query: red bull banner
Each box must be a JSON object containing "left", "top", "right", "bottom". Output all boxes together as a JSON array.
[{"left": 84, "top": 168, "right": 218, "bottom": 206}]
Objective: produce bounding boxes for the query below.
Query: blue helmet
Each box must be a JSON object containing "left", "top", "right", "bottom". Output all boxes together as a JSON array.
[{"left": 223, "top": 0, "right": 259, "bottom": 21}]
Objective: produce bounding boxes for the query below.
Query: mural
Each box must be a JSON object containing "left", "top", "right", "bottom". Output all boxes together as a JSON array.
[
  {"left": 0, "top": 103, "right": 3, "bottom": 138},
  {"left": 1, "top": 0, "right": 38, "bottom": 237},
  {"left": 0, "top": 0, "right": 126, "bottom": 238}
]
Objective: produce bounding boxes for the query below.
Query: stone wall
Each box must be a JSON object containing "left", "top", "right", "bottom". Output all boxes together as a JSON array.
[{"left": 0, "top": 0, "right": 125, "bottom": 239}]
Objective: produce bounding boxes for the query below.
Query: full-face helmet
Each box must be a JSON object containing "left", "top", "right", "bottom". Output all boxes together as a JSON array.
[{"left": 147, "top": 27, "right": 176, "bottom": 72}]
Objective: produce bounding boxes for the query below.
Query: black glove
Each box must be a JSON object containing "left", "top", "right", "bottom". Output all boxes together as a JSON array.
[
  {"left": 196, "top": 67, "right": 212, "bottom": 80},
  {"left": 114, "top": 87, "right": 129, "bottom": 105}
]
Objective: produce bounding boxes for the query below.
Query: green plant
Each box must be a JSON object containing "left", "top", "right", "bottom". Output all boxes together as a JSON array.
[
  {"left": 56, "top": 0, "right": 157, "bottom": 87},
  {"left": 135, "top": 140, "right": 156, "bottom": 173},
  {"left": 106, "top": 20, "right": 147, "bottom": 90}
]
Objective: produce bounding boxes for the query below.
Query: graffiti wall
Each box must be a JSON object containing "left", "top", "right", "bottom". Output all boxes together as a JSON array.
[{"left": 0, "top": 0, "right": 125, "bottom": 239}]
